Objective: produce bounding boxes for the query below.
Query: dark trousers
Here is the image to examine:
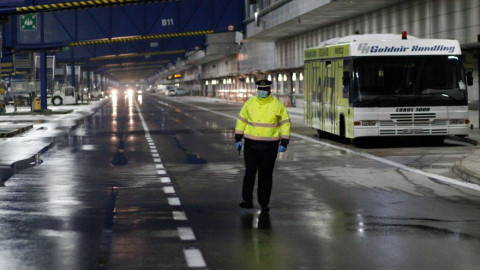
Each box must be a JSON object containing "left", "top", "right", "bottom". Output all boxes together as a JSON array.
[{"left": 242, "top": 139, "right": 278, "bottom": 206}]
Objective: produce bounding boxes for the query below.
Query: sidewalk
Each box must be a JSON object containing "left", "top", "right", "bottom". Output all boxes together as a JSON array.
[
  {"left": 452, "top": 129, "right": 480, "bottom": 184},
  {"left": 0, "top": 105, "right": 73, "bottom": 137},
  {"left": 0, "top": 100, "right": 107, "bottom": 183}
]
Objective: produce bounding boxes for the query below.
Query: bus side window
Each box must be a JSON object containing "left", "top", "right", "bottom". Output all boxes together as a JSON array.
[
  {"left": 342, "top": 71, "right": 350, "bottom": 98},
  {"left": 317, "top": 77, "right": 322, "bottom": 102}
]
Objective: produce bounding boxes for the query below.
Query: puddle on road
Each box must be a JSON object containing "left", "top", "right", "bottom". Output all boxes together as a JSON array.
[
  {"left": 346, "top": 213, "right": 480, "bottom": 239},
  {"left": 174, "top": 136, "right": 207, "bottom": 164}
]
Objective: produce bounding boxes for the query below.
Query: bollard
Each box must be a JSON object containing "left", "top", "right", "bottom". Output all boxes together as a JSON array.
[{"left": 33, "top": 97, "right": 41, "bottom": 112}]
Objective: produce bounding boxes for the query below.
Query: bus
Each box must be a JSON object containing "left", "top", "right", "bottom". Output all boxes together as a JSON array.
[{"left": 303, "top": 32, "right": 474, "bottom": 144}]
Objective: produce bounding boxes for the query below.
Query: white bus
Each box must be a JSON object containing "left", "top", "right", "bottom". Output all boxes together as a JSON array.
[{"left": 303, "top": 32, "right": 474, "bottom": 144}]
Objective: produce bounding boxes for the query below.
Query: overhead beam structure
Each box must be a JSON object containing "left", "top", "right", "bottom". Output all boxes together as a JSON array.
[
  {"left": 2, "top": 0, "right": 243, "bottom": 75},
  {"left": 0, "top": 0, "right": 243, "bottom": 109}
]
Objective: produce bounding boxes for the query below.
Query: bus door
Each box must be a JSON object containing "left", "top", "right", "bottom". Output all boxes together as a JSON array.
[
  {"left": 314, "top": 60, "right": 323, "bottom": 129},
  {"left": 304, "top": 61, "right": 314, "bottom": 126},
  {"left": 341, "top": 59, "right": 353, "bottom": 138},
  {"left": 317, "top": 60, "right": 325, "bottom": 131},
  {"left": 333, "top": 59, "right": 346, "bottom": 136},
  {"left": 323, "top": 60, "right": 335, "bottom": 133}
]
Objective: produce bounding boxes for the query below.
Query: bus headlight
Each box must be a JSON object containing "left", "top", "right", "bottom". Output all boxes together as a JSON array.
[
  {"left": 450, "top": 119, "right": 469, "bottom": 125},
  {"left": 354, "top": 120, "right": 377, "bottom": 126}
]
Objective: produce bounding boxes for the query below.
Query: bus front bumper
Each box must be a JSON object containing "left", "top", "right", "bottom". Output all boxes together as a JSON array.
[{"left": 353, "top": 126, "right": 469, "bottom": 138}]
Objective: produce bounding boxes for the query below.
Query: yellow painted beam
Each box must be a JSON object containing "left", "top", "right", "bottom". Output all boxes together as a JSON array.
[
  {"left": 15, "top": 0, "right": 177, "bottom": 14},
  {"left": 69, "top": 30, "right": 213, "bottom": 47},
  {"left": 90, "top": 50, "right": 185, "bottom": 61}
]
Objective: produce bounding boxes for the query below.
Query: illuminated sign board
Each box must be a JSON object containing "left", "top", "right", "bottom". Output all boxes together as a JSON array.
[{"left": 167, "top": 74, "right": 183, "bottom": 80}]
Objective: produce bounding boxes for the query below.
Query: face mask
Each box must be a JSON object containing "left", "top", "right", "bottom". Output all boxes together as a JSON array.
[{"left": 258, "top": 90, "right": 269, "bottom": 98}]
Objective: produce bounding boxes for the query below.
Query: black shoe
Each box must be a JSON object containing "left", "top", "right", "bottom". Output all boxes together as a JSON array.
[
  {"left": 239, "top": 201, "right": 254, "bottom": 209},
  {"left": 261, "top": 205, "right": 269, "bottom": 212}
]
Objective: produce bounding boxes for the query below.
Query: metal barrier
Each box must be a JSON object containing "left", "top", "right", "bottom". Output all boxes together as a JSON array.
[{"left": 11, "top": 80, "right": 41, "bottom": 111}]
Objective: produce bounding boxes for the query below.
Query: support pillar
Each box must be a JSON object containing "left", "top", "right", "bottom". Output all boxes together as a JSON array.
[
  {"left": 40, "top": 49, "right": 47, "bottom": 110},
  {"left": 477, "top": 48, "right": 480, "bottom": 128},
  {"left": 86, "top": 63, "right": 91, "bottom": 92},
  {"left": 70, "top": 64, "right": 76, "bottom": 89}
]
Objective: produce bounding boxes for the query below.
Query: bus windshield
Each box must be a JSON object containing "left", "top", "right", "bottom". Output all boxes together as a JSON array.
[{"left": 353, "top": 56, "right": 467, "bottom": 107}]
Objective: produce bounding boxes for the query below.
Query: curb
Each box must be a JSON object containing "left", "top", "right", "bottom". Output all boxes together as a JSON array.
[
  {"left": 6, "top": 109, "right": 73, "bottom": 115},
  {"left": 0, "top": 125, "right": 33, "bottom": 138},
  {"left": 446, "top": 135, "right": 478, "bottom": 146},
  {"left": 448, "top": 135, "right": 480, "bottom": 184},
  {"left": 453, "top": 159, "right": 480, "bottom": 185},
  {"left": 10, "top": 141, "right": 55, "bottom": 172}
]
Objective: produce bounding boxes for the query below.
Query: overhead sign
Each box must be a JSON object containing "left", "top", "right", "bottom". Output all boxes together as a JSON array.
[
  {"left": 167, "top": 74, "right": 182, "bottom": 80},
  {"left": 20, "top": 14, "right": 37, "bottom": 31}
]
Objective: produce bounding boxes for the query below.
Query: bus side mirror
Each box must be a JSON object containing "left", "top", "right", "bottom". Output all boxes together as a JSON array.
[
  {"left": 343, "top": 72, "right": 350, "bottom": 86},
  {"left": 466, "top": 69, "right": 474, "bottom": 86}
]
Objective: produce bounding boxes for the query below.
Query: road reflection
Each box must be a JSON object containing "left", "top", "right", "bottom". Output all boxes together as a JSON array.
[{"left": 240, "top": 211, "right": 275, "bottom": 269}]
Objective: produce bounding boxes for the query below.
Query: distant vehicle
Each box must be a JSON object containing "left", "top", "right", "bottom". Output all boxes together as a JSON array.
[
  {"left": 51, "top": 86, "right": 77, "bottom": 106},
  {"left": 158, "top": 85, "right": 176, "bottom": 95},
  {"left": 168, "top": 87, "right": 188, "bottom": 96},
  {"left": 146, "top": 85, "right": 155, "bottom": 93},
  {"left": 122, "top": 86, "right": 142, "bottom": 96},
  {"left": 91, "top": 88, "right": 103, "bottom": 99}
]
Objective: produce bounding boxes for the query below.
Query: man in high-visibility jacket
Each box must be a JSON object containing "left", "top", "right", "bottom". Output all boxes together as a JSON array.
[{"left": 235, "top": 79, "right": 291, "bottom": 212}]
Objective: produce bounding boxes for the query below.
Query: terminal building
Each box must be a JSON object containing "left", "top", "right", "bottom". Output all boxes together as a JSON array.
[{"left": 155, "top": 0, "right": 480, "bottom": 126}]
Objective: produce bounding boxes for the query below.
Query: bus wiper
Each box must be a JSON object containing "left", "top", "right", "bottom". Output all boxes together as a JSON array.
[
  {"left": 440, "top": 93, "right": 457, "bottom": 101},
  {"left": 420, "top": 88, "right": 458, "bottom": 101}
]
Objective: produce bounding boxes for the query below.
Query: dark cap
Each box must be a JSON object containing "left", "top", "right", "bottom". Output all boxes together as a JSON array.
[{"left": 255, "top": 80, "right": 272, "bottom": 89}]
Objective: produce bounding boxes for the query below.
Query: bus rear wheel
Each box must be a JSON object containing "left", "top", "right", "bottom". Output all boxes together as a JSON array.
[
  {"left": 317, "top": 129, "right": 326, "bottom": 138},
  {"left": 339, "top": 115, "right": 346, "bottom": 138},
  {"left": 339, "top": 115, "right": 352, "bottom": 144}
]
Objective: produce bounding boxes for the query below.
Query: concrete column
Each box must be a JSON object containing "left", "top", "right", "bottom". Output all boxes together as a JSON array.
[{"left": 40, "top": 49, "right": 47, "bottom": 109}]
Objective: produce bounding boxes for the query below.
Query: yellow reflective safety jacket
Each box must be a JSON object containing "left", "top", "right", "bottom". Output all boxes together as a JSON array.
[{"left": 235, "top": 94, "right": 291, "bottom": 142}]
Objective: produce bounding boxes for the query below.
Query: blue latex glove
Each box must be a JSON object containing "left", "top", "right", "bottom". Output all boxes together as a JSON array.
[
  {"left": 236, "top": 141, "right": 242, "bottom": 152},
  {"left": 278, "top": 145, "right": 286, "bottom": 152}
]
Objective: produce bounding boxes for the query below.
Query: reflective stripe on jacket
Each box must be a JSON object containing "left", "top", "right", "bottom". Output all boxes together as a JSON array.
[{"left": 235, "top": 94, "right": 291, "bottom": 141}]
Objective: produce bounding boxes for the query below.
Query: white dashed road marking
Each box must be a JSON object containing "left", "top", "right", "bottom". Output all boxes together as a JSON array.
[
  {"left": 178, "top": 227, "right": 196, "bottom": 241},
  {"left": 135, "top": 100, "right": 206, "bottom": 268},
  {"left": 168, "top": 197, "right": 181, "bottom": 206},
  {"left": 183, "top": 249, "right": 207, "bottom": 268},
  {"left": 163, "top": 186, "right": 175, "bottom": 194},
  {"left": 173, "top": 211, "right": 188, "bottom": 220}
]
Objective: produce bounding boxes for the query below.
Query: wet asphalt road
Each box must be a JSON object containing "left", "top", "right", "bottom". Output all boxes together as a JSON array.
[{"left": 1, "top": 93, "right": 480, "bottom": 270}]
